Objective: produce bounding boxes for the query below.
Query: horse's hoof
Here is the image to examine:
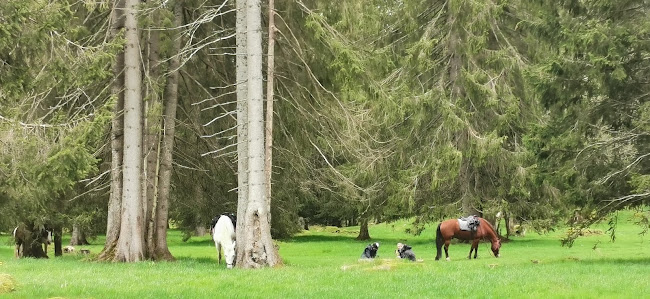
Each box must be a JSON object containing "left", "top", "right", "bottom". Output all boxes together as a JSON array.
[{"left": 446, "top": 257, "right": 450, "bottom": 261}]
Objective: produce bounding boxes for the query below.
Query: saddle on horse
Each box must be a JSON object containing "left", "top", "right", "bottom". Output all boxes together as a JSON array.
[{"left": 457, "top": 215, "right": 480, "bottom": 232}]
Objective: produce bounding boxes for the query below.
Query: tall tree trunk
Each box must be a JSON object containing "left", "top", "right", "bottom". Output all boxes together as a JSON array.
[
  {"left": 356, "top": 217, "right": 370, "bottom": 240},
  {"left": 115, "top": 0, "right": 145, "bottom": 262},
  {"left": 151, "top": 0, "right": 183, "bottom": 261},
  {"left": 446, "top": 3, "right": 477, "bottom": 217},
  {"left": 99, "top": 0, "right": 126, "bottom": 261},
  {"left": 143, "top": 5, "right": 163, "bottom": 261},
  {"left": 235, "top": 0, "right": 249, "bottom": 267},
  {"left": 237, "top": 0, "right": 280, "bottom": 268},
  {"left": 264, "top": 0, "right": 275, "bottom": 225},
  {"left": 53, "top": 226, "right": 63, "bottom": 257},
  {"left": 505, "top": 212, "right": 513, "bottom": 238}
]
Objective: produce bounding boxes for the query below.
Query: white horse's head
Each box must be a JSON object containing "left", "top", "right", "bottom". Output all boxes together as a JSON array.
[{"left": 225, "top": 241, "right": 236, "bottom": 268}]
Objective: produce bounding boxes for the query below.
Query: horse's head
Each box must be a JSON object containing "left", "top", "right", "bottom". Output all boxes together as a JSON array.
[
  {"left": 491, "top": 239, "right": 501, "bottom": 258},
  {"left": 224, "top": 241, "right": 236, "bottom": 269}
]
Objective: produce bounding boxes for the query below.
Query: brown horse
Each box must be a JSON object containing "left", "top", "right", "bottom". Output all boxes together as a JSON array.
[{"left": 435, "top": 217, "right": 501, "bottom": 260}]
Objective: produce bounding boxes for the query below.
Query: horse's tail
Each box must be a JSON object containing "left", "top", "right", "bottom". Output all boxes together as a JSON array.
[{"left": 435, "top": 223, "right": 443, "bottom": 260}]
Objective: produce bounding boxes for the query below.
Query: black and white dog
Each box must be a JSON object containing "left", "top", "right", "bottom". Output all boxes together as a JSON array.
[
  {"left": 396, "top": 243, "right": 416, "bottom": 261},
  {"left": 360, "top": 242, "right": 380, "bottom": 259}
]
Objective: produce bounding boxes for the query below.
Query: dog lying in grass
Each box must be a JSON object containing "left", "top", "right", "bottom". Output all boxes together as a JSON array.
[
  {"left": 396, "top": 243, "right": 416, "bottom": 261},
  {"left": 360, "top": 242, "right": 380, "bottom": 259}
]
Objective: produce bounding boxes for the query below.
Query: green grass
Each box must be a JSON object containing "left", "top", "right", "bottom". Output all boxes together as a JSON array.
[{"left": 1, "top": 211, "right": 650, "bottom": 298}]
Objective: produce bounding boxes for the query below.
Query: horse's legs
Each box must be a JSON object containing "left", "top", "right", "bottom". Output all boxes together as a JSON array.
[
  {"left": 435, "top": 238, "right": 444, "bottom": 260},
  {"left": 444, "top": 240, "right": 451, "bottom": 261},
  {"left": 469, "top": 240, "right": 479, "bottom": 259},
  {"left": 215, "top": 241, "right": 222, "bottom": 264}
]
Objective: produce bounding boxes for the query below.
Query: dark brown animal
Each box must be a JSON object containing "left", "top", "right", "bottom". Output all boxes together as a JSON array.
[
  {"left": 435, "top": 217, "right": 501, "bottom": 260},
  {"left": 13, "top": 224, "right": 52, "bottom": 259}
]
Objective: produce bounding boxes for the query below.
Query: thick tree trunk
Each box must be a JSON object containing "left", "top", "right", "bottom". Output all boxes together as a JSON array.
[
  {"left": 151, "top": 0, "right": 183, "bottom": 262},
  {"left": 264, "top": 0, "right": 275, "bottom": 225},
  {"left": 99, "top": 0, "right": 126, "bottom": 261},
  {"left": 115, "top": 0, "right": 145, "bottom": 262},
  {"left": 237, "top": 0, "right": 280, "bottom": 268},
  {"left": 235, "top": 0, "right": 249, "bottom": 267},
  {"left": 356, "top": 218, "right": 370, "bottom": 240},
  {"left": 70, "top": 224, "right": 90, "bottom": 246},
  {"left": 195, "top": 226, "right": 207, "bottom": 237}
]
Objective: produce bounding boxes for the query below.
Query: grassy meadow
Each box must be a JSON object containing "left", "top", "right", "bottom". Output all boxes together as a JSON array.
[{"left": 1, "top": 211, "right": 650, "bottom": 298}]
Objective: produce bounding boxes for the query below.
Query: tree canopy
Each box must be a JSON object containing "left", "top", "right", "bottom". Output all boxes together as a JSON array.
[{"left": 1, "top": 0, "right": 648, "bottom": 250}]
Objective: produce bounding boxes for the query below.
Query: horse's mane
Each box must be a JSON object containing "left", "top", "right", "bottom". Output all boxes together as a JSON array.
[{"left": 480, "top": 217, "right": 498, "bottom": 236}]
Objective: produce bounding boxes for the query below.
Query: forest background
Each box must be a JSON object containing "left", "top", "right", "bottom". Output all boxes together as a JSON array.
[{"left": 0, "top": 0, "right": 649, "bottom": 263}]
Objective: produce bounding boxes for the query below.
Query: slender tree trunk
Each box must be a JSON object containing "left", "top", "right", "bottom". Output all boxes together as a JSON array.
[
  {"left": 99, "top": 0, "right": 126, "bottom": 261},
  {"left": 446, "top": 3, "right": 477, "bottom": 217},
  {"left": 237, "top": 0, "right": 280, "bottom": 268},
  {"left": 151, "top": 0, "right": 183, "bottom": 261},
  {"left": 235, "top": 0, "right": 249, "bottom": 267},
  {"left": 143, "top": 6, "right": 163, "bottom": 260},
  {"left": 356, "top": 217, "right": 370, "bottom": 240},
  {"left": 264, "top": 0, "right": 276, "bottom": 225},
  {"left": 53, "top": 226, "right": 63, "bottom": 257},
  {"left": 115, "top": 0, "right": 145, "bottom": 262},
  {"left": 505, "top": 212, "right": 513, "bottom": 238}
]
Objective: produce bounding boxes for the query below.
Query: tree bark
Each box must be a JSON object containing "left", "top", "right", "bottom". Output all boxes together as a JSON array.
[
  {"left": 115, "top": 0, "right": 145, "bottom": 262},
  {"left": 356, "top": 217, "right": 370, "bottom": 240},
  {"left": 70, "top": 224, "right": 90, "bottom": 246},
  {"left": 53, "top": 226, "right": 63, "bottom": 257},
  {"left": 99, "top": 0, "right": 126, "bottom": 261},
  {"left": 264, "top": 0, "right": 276, "bottom": 225},
  {"left": 143, "top": 4, "right": 163, "bottom": 261},
  {"left": 235, "top": 0, "right": 249, "bottom": 267},
  {"left": 151, "top": 0, "right": 183, "bottom": 262},
  {"left": 446, "top": 2, "right": 478, "bottom": 217},
  {"left": 237, "top": 0, "right": 280, "bottom": 268}
]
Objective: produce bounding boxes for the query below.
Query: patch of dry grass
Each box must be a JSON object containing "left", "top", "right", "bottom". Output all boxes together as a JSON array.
[{"left": 0, "top": 273, "right": 16, "bottom": 294}]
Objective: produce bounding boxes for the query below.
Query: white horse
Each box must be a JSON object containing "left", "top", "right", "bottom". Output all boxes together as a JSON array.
[{"left": 212, "top": 215, "right": 236, "bottom": 268}]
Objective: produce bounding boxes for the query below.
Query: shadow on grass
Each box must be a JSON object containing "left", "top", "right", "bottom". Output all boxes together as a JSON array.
[
  {"left": 174, "top": 256, "right": 217, "bottom": 264},
  {"left": 285, "top": 234, "right": 357, "bottom": 243},
  {"left": 560, "top": 256, "right": 650, "bottom": 265},
  {"left": 286, "top": 234, "right": 435, "bottom": 249},
  {"left": 173, "top": 239, "right": 215, "bottom": 247},
  {"left": 503, "top": 238, "right": 562, "bottom": 246}
]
